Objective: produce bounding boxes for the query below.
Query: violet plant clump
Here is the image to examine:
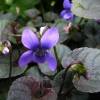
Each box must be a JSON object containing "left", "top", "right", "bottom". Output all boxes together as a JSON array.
[
  {"left": 1, "top": 0, "right": 100, "bottom": 100},
  {"left": 60, "top": 0, "right": 74, "bottom": 20},
  {"left": 19, "top": 26, "right": 59, "bottom": 71}
]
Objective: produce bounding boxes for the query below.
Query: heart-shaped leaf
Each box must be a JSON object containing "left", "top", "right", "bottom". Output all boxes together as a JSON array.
[
  {"left": 55, "top": 44, "right": 72, "bottom": 63},
  {"left": 7, "top": 76, "right": 57, "bottom": 100},
  {"left": 71, "top": 47, "right": 100, "bottom": 92},
  {"left": 72, "top": 0, "right": 100, "bottom": 19}
]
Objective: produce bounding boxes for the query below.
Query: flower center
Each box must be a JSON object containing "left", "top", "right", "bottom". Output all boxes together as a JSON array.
[{"left": 35, "top": 48, "right": 46, "bottom": 57}]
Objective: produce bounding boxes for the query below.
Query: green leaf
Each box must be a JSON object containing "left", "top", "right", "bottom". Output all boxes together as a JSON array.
[
  {"left": 0, "top": 79, "right": 13, "bottom": 100},
  {"left": 15, "top": 0, "right": 40, "bottom": 8},
  {"left": 44, "top": 12, "right": 58, "bottom": 22},
  {"left": 32, "top": 16, "right": 43, "bottom": 27},
  {"left": 0, "top": 13, "right": 16, "bottom": 41},
  {"left": 66, "top": 89, "right": 89, "bottom": 100},
  {"left": 8, "top": 36, "right": 17, "bottom": 44},
  {"left": 0, "top": 12, "right": 16, "bottom": 20},
  {"left": 53, "top": 68, "right": 88, "bottom": 100},
  {"left": 0, "top": 0, "right": 8, "bottom": 11},
  {"left": 62, "top": 55, "right": 74, "bottom": 68},
  {"left": 10, "top": 0, "right": 40, "bottom": 14},
  {"left": 83, "top": 20, "right": 97, "bottom": 37},
  {"left": 72, "top": 0, "right": 100, "bottom": 19},
  {"left": 26, "top": 66, "right": 43, "bottom": 80},
  {"left": 5, "top": 0, "right": 13, "bottom": 5},
  {"left": 83, "top": 20, "right": 100, "bottom": 47},
  {"left": 70, "top": 47, "right": 100, "bottom": 93},
  {"left": 0, "top": 20, "right": 9, "bottom": 41},
  {"left": 0, "top": 50, "right": 25, "bottom": 78},
  {"left": 7, "top": 76, "right": 39, "bottom": 100},
  {"left": 55, "top": 44, "right": 71, "bottom": 63},
  {"left": 24, "top": 8, "right": 40, "bottom": 18},
  {"left": 7, "top": 76, "right": 57, "bottom": 100}
]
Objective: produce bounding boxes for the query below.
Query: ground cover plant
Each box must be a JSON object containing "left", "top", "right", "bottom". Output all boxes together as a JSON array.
[{"left": 0, "top": 0, "right": 100, "bottom": 100}]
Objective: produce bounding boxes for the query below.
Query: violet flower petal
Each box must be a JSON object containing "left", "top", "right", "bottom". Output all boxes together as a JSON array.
[
  {"left": 22, "top": 27, "right": 39, "bottom": 50},
  {"left": 63, "top": 0, "right": 71, "bottom": 9},
  {"left": 46, "top": 52, "right": 57, "bottom": 71},
  {"left": 32, "top": 53, "right": 46, "bottom": 63},
  {"left": 41, "top": 27, "right": 59, "bottom": 49},
  {"left": 19, "top": 50, "right": 33, "bottom": 67},
  {"left": 60, "top": 10, "right": 73, "bottom": 20}
]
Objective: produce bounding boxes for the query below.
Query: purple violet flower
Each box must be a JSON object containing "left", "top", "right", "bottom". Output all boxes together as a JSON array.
[
  {"left": 60, "top": 0, "right": 73, "bottom": 20},
  {"left": 19, "top": 26, "right": 59, "bottom": 71}
]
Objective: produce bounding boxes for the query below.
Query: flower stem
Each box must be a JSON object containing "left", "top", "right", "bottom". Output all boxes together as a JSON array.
[
  {"left": 16, "top": 40, "right": 21, "bottom": 57},
  {"left": 78, "top": 17, "right": 84, "bottom": 25},
  {"left": 9, "top": 51, "right": 12, "bottom": 78},
  {"left": 54, "top": 46, "right": 62, "bottom": 72},
  {"left": 57, "top": 66, "right": 70, "bottom": 100},
  {"left": 53, "top": 46, "right": 58, "bottom": 61},
  {"left": 77, "top": 17, "right": 88, "bottom": 27},
  {"left": 40, "top": 0, "right": 45, "bottom": 21}
]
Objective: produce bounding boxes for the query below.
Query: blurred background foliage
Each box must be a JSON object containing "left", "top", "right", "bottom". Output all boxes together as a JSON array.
[{"left": 0, "top": 0, "right": 63, "bottom": 14}]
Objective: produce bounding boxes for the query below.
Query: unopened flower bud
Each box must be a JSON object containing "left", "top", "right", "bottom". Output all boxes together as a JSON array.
[
  {"left": 3, "top": 40, "right": 12, "bottom": 50},
  {"left": 64, "top": 22, "right": 72, "bottom": 33},
  {"left": 70, "top": 63, "right": 86, "bottom": 76},
  {"left": 2, "top": 47, "right": 9, "bottom": 54},
  {"left": 40, "top": 26, "right": 48, "bottom": 36}
]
